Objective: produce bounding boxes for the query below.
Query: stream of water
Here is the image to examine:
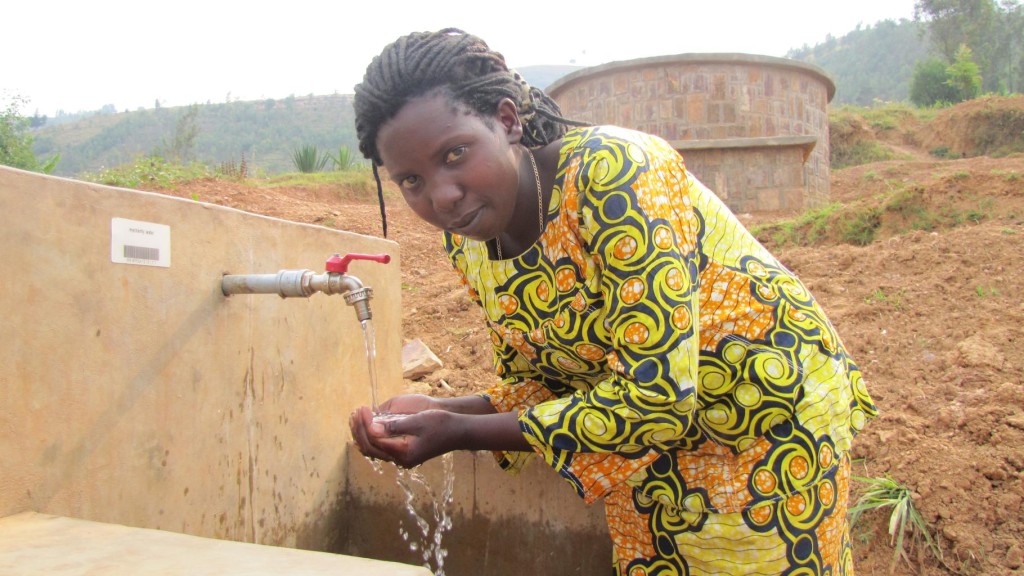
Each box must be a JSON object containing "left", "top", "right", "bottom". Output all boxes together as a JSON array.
[
  {"left": 359, "top": 319, "right": 381, "bottom": 413},
  {"left": 360, "top": 318, "right": 455, "bottom": 576}
]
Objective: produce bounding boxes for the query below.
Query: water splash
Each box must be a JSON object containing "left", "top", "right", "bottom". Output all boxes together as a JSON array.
[{"left": 367, "top": 454, "right": 455, "bottom": 576}]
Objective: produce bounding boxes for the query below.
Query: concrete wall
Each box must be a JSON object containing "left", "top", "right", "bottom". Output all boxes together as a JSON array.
[
  {"left": 0, "top": 166, "right": 613, "bottom": 575},
  {"left": 548, "top": 53, "right": 835, "bottom": 212},
  {"left": 0, "top": 165, "right": 403, "bottom": 550}
]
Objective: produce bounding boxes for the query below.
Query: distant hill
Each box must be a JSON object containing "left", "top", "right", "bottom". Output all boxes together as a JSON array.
[
  {"left": 32, "top": 94, "right": 358, "bottom": 177},
  {"left": 787, "top": 19, "right": 931, "bottom": 105}
]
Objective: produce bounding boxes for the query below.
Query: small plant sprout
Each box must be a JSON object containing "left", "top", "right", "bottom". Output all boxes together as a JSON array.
[{"left": 849, "top": 475, "right": 942, "bottom": 571}]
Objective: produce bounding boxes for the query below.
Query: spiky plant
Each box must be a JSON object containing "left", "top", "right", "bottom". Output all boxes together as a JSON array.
[
  {"left": 328, "top": 145, "right": 359, "bottom": 171},
  {"left": 291, "top": 144, "right": 330, "bottom": 173},
  {"left": 849, "top": 475, "right": 942, "bottom": 571}
]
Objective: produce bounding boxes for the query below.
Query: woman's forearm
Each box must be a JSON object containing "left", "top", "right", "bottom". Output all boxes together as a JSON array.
[
  {"left": 456, "top": 410, "right": 532, "bottom": 452},
  {"left": 436, "top": 394, "right": 498, "bottom": 415}
]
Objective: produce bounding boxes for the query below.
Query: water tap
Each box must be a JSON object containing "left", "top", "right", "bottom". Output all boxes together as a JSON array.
[{"left": 221, "top": 253, "right": 391, "bottom": 322}]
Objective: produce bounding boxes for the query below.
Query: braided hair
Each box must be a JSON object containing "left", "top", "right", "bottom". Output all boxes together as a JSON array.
[{"left": 353, "top": 28, "right": 585, "bottom": 237}]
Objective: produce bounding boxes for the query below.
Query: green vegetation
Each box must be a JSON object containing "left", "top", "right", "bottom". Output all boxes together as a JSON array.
[
  {"left": 828, "top": 103, "right": 930, "bottom": 169},
  {"left": 946, "top": 45, "right": 984, "bottom": 102},
  {"left": 753, "top": 202, "right": 887, "bottom": 248},
  {"left": 842, "top": 206, "right": 883, "bottom": 245},
  {"left": 751, "top": 174, "right": 1005, "bottom": 248},
  {"left": 965, "top": 102, "right": 1024, "bottom": 157},
  {"left": 755, "top": 203, "right": 839, "bottom": 247},
  {"left": 1, "top": 94, "right": 59, "bottom": 173},
  {"left": 910, "top": 59, "right": 964, "bottom": 107},
  {"left": 975, "top": 285, "right": 1000, "bottom": 297},
  {"left": 79, "top": 153, "right": 379, "bottom": 205},
  {"left": 82, "top": 155, "right": 212, "bottom": 189},
  {"left": 915, "top": 0, "right": 1024, "bottom": 95},
  {"left": 849, "top": 475, "right": 942, "bottom": 571},
  {"left": 291, "top": 144, "right": 330, "bottom": 173},
  {"left": 833, "top": 140, "right": 899, "bottom": 169},
  {"left": 864, "top": 288, "right": 905, "bottom": 310},
  {"left": 259, "top": 169, "right": 378, "bottom": 198},
  {"left": 327, "top": 145, "right": 361, "bottom": 171}
]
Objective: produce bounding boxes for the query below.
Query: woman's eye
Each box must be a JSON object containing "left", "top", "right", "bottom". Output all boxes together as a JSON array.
[
  {"left": 401, "top": 175, "right": 421, "bottom": 189},
  {"left": 445, "top": 146, "right": 466, "bottom": 164}
]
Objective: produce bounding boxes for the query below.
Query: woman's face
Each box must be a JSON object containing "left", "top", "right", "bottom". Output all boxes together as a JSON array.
[{"left": 376, "top": 93, "right": 523, "bottom": 242}]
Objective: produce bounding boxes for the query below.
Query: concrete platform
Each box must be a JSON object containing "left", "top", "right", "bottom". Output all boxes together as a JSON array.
[{"left": 0, "top": 512, "right": 431, "bottom": 575}]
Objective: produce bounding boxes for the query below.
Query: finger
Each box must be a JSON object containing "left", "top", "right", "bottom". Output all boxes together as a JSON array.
[
  {"left": 350, "top": 409, "right": 394, "bottom": 461},
  {"left": 379, "top": 412, "right": 419, "bottom": 437}
]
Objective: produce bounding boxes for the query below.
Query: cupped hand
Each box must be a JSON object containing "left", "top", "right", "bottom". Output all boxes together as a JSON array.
[
  {"left": 376, "top": 394, "right": 438, "bottom": 416},
  {"left": 349, "top": 407, "right": 464, "bottom": 469}
]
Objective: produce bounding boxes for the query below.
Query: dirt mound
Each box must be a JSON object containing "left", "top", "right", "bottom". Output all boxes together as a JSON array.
[
  {"left": 915, "top": 96, "right": 1024, "bottom": 158},
  {"left": 153, "top": 103, "right": 1024, "bottom": 575},
  {"left": 757, "top": 154, "right": 1024, "bottom": 250}
]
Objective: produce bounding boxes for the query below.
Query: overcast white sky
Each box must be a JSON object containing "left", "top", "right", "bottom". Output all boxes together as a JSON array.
[{"left": 4, "top": 0, "right": 919, "bottom": 117}]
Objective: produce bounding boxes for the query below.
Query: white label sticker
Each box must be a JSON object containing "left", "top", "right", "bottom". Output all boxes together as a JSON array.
[{"left": 111, "top": 218, "right": 171, "bottom": 268}]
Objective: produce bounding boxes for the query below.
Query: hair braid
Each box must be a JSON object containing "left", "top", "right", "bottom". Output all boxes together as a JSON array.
[{"left": 353, "top": 28, "right": 586, "bottom": 237}]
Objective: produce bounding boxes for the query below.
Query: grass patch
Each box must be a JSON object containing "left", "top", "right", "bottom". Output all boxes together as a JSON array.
[
  {"left": 833, "top": 140, "right": 898, "bottom": 169},
  {"left": 752, "top": 203, "right": 840, "bottom": 247},
  {"left": 974, "top": 285, "right": 999, "bottom": 298},
  {"left": 841, "top": 206, "right": 883, "bottom": 245},
  {"left": 83, "top": 155, "right": 213, "bottom": 189},
  {"left": 865, "top": 288, "right": 905, "bottom": 310},
  {"left": 850, "top": 475, "right": 942, "bottom": 571},
  {"left": 258, "top": 169, "right": 381, "bottom": 200}
]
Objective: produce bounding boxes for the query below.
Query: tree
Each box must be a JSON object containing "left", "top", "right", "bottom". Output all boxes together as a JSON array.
[
  {"left": 1, "top": 94, "right": 59, "bottom": 173},
  {"left": 946, "top": 44, "right": 984, "bottom": 100},
  {"left": 910, "top": 59, "right": 960, "bottom": 106},
  {"left": 914, "top": 0, "right": 1020, "bottom": 92},
  {"left": 165, "top": 104, "right": 200, "bottom": 162}
]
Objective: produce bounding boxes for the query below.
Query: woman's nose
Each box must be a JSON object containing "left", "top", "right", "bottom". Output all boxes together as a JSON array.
[{"left": 428, "top": 181, "right": 462, "bottom": 213}]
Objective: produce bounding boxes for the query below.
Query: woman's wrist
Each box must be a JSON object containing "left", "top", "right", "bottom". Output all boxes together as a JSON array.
[{"left": 435, "top": 394, "right": 498, "bottom": 415}]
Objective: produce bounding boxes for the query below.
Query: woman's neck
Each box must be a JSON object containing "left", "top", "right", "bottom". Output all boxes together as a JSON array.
[{"left": 493, "top": 140, "right": 561, "bottom": 259}]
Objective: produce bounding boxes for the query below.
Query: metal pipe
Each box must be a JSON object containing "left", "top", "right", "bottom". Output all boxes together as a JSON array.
[
  {"left": 221, "top": 270, "right": 376, "bottom": 322},
  {"left": 221, "top": 270, "right": 316, "bottom": 298}
]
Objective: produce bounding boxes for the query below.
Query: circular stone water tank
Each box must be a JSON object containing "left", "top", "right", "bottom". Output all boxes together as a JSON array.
[{"left": 547, "top": 54, "right": 836, "bottom": 213}]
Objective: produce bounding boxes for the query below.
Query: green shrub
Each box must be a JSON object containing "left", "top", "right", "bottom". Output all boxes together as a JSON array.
[{"left": 910, "top": 59, "right": 959, "bottom": 107}]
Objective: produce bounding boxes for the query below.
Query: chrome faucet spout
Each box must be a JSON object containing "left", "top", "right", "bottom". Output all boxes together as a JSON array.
[{"left": 220, "top": 253, "right": 390, "bottom": 323}]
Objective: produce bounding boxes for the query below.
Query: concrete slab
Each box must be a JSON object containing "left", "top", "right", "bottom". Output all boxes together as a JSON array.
[{"left": 0, "top": 512, "right": 431, "bottom": 575}]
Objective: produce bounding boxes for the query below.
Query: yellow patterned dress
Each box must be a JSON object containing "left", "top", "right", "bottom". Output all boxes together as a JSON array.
[{"left": 443, "top": 126, "right": 877, "bottom": 576}]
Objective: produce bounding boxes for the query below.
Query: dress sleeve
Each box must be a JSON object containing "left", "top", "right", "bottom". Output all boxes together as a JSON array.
[{"left": 518, "top": 131, "right": 704, "bottom": 502}]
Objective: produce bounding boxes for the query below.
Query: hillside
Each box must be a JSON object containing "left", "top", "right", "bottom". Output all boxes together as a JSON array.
[
  {"left": 133, "top": 96, "right": 1024, "bottom": 576},
  {"left": 27, "top": 65, "right": 576, "bottom": 178},
  {"left": 787, "top": 19, "right": 930, "bottom": 105},
  {"left": 31, "top": 94, "right": 360, "bottom": 177}
]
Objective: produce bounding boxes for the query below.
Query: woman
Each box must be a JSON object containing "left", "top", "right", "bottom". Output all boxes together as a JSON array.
[{"left": 349, "top": 29, "right": 877, "bottom": 576}]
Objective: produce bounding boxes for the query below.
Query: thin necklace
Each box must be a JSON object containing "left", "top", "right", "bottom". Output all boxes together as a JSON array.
[{"left": 496, "top": 148, "right": 544, "bottom": 260}]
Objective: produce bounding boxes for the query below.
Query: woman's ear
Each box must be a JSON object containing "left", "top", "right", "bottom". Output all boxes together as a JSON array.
[{"left": 496, "top": 98, "right": 524, "bottom": 144}]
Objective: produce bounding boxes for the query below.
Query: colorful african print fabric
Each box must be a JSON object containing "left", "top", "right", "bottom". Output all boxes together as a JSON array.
[{"left": 443, "top": 126, "right": 877, "bottom": 575}]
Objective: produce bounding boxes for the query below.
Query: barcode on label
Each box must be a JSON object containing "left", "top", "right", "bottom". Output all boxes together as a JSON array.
[{"left": 124, "top": 245, "right": 160, "bottom": 261}]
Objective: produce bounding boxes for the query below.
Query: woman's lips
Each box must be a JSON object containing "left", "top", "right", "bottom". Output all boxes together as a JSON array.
[{"left": 449, "top": 207, "right": 482, "bottom": 233}]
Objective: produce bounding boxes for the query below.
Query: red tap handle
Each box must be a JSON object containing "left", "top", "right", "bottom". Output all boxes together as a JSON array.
[{"left": 325, "top": 253, "right": 391, "bottom": 273}]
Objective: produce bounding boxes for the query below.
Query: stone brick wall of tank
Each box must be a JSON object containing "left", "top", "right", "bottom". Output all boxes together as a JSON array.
[{"left": 551, "top": 60, "right": 832, "bottom": 212}]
